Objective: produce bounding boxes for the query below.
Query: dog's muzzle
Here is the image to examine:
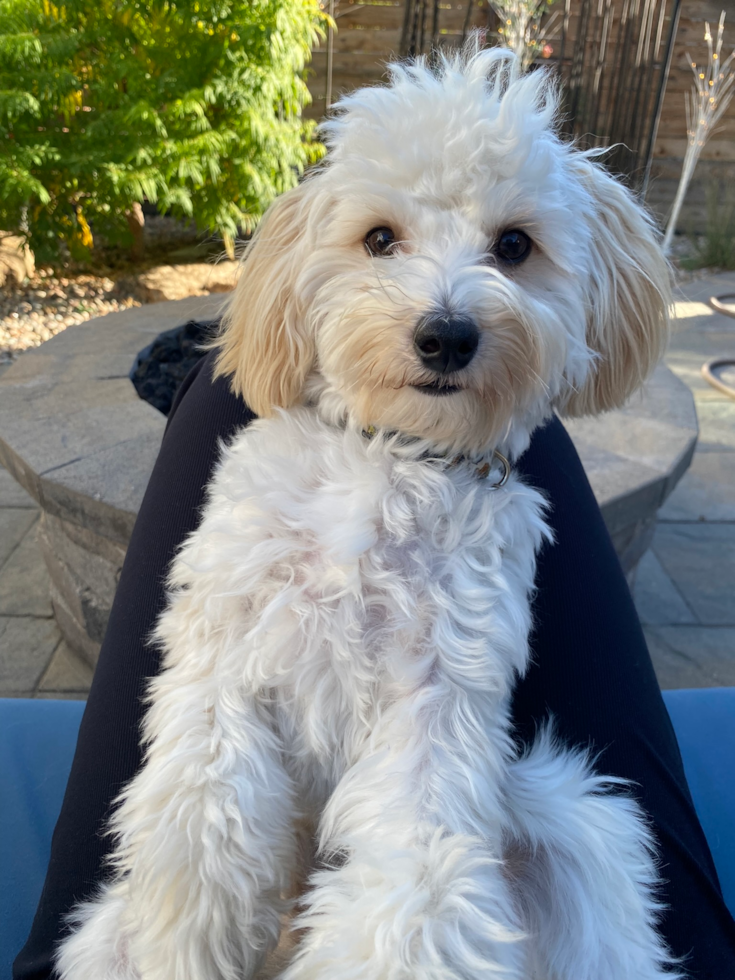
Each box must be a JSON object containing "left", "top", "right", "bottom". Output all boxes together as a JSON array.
[{"left": 414, "top": 313, "right": 479, "bottom": 375}]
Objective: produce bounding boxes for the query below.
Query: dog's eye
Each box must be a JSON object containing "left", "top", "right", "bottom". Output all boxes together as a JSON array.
[
  {"left": 365, "top": 227, "right": 397, "bottom": 257},
  {"left": 494, "top": 230, "right": 532, "bottom": 265}
]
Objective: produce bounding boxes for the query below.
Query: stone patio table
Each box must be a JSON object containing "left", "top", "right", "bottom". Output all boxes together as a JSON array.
[{"left": 0, "top": 298, "right": 698, "bottom": 665}]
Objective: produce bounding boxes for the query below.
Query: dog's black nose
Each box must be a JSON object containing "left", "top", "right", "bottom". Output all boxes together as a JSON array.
[{"left": 414, "top": 314, "right": 479, "bottom": 374}]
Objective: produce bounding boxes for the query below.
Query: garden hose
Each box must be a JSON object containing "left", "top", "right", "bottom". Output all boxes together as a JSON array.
[{"left": 702, "top": 294, "right": 735, "bottom": 401}]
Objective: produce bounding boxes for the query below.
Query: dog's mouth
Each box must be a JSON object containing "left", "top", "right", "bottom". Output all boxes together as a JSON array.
[{"left": 412, "top": 379, "right": 463, "bottom": 397}]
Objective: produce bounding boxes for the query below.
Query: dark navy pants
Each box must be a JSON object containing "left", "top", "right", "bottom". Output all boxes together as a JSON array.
[{"left": 15, "top": 353, "right": 735, "bottom": 979}]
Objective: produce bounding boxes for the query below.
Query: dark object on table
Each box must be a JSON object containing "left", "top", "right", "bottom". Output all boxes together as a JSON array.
[{"left": 130, "top": 319, "right": 219, "bottom": 416}]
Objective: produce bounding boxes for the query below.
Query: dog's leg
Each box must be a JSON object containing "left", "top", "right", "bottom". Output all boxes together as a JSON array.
[
  {"left": 503, "top": 731, "right": 683, "bottom": 980},
  {"left": 56, "top": 619, "right": 299, "bottom": 980},
  {"left": 280, "top": 694, "right": 527, "bottom": 980}
]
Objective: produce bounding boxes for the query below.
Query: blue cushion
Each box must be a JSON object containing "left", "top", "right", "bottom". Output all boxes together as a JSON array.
[
  {"left": 662, "top": 688, "right": 735, "bottom": 917},
  {"left": 1, "top": 693, "right": 733, "bottom": 971},
  {"left": 0, "top": 698, "right": 85, "bottom": 976}
]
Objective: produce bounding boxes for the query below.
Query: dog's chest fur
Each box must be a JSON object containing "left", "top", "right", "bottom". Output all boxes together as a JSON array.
[{"left": 170, "top": 409, "right": 549, "bottom": 799}]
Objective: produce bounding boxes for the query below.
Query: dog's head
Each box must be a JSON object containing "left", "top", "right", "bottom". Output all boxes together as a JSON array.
[{"left": 216, "top": 49, "right": 669, "bottom": 456}]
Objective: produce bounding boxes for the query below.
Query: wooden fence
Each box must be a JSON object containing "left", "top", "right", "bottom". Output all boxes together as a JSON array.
[
  {"left": 303, "top": 0, "right": 735, "bottom": 223},
  {"left": 305, "top": 0, "right": 491, "bottom": 118}
]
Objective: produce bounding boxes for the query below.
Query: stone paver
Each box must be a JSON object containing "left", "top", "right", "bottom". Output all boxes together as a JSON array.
[
  {"left": 0, "top": 465, "right": 36, "bottom": 507},
  {"left": 0, "top": 508, "right": 37, "bottom": 567},
  {"left": 658, "top": 452, "right": 735, "bottom": 522},
  {"left": 652, "top": 523, "right": 735, "bottom": 626},
  {"left": 0, "top": 518, "right": 53, "bottom": 617},
  {"left": 0, "top": 615, "right": 60, "bottom": 694},
  {"left": 643, "top": 626, "right": 735, "bottom": 689},
  {"left": 0, "top": 472, "right": 93, "bottom": 697},
  {"left": 0, "top": 461, "right": 70, "bottom": 697},
  {"left": 38, "top": 640, "right": 94, "bottom": 697},
  {"left": 633, "top": 272, "right": 735, "bottom": 689},
  {"left": 633, "top": 549, "right": 697, "bottom": 627}
]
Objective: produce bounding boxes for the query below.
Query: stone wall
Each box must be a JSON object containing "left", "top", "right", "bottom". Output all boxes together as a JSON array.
[
  {"left": 0, "top": 294, "right": 222, "bottom": 665},
  {"left": 38, "top": 512, "right": 126, "bottom": 665}
]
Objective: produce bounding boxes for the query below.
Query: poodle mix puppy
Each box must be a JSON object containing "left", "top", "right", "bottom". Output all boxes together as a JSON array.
[{"left": 58, "top": 50, "right": 680, "bottom": 980}]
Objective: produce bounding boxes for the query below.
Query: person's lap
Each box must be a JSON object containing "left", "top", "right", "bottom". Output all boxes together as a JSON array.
[
  {"left": 13, "top": 353, "right": 735, "bottom": 979},
  {"left": 514, "top": 422, "right": 735, "bottom": 976}
]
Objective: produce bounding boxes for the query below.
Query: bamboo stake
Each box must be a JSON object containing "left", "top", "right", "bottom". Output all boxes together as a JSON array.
[
  {"left": 326, "top": 0, "right": 336, "bottom": 111},
  {"left": 641, "top": 0, "right": 681, "bottom": 197}
]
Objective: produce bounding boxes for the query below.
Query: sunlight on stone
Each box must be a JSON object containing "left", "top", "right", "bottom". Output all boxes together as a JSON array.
[{"left": 673, "top": 301, "right": 714, "bottom": 320}]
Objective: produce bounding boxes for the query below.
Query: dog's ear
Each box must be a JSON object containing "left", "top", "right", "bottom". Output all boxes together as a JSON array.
[
  {"left": 559, "top": 156, "right": 670, "bottom": 417},
  {"left": 214, "top": 182, "right": 315, "bottom": 417}
]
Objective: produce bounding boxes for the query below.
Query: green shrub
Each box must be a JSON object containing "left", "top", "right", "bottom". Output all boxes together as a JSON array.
[
  {"left": 0, "top": 0, "right": 325, "bottom": 264},
  {"left": 681, "top": 183, "right": 735, "bottom": 272}
]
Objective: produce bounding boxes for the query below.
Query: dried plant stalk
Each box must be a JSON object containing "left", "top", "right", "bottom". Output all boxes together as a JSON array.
[
  {"left": 663, "top": 12, "right": 735, "bottom": 253},
  {"left": 488, "top": 0, "right": 558, "bottom": 71}
]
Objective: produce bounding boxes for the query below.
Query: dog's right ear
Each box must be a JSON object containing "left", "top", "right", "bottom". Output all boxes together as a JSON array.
[{"left": 214, "top": 182, "right": 315, "bottom": 417}]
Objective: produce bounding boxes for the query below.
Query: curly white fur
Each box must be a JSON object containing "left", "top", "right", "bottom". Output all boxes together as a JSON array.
[{"left": 57, "top": 48, "right": 680, "bottom": 980}]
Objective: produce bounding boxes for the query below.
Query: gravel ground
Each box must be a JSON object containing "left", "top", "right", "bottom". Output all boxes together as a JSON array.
[{"left": 0, "top": 270, "right": 141, "bottom": 367}]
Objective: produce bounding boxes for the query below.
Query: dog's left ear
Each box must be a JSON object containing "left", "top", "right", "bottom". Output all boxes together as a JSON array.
[
  {"left": 559, "top": 156, "right": 671, "bottom": 417},
  {"left": 214, "top": 181, "right": 316, "bottom": 417}
]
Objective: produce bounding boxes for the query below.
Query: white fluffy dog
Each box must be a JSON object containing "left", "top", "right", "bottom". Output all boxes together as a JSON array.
[{"left": 57, "top": 49, "right": 681, "bottom": 980}]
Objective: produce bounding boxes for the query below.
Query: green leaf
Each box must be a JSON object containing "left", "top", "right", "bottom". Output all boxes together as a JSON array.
[
  {"left": 0, "top": 0, "right": 327, "bottom": 262},
  {"left": 0, "top": 89, "right": 40, "bottom": 121}
]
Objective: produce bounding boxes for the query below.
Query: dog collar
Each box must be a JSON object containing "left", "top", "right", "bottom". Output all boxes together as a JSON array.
[{"left": 361, "top": 426, "right": 511, "bottom": 489}]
